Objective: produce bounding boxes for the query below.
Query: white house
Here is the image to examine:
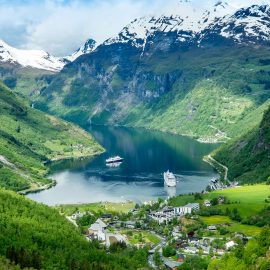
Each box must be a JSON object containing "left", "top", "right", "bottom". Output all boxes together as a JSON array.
[
  {"left": 174, "top": 203, "right": 200, "bottom": 215},
  {"left": 71, "top": 211, "right": 84, "bottom": 220},
  {"left": 204, "top": 200, "right": 211, "bottom": 207},
  {"left": 184, "top": 246, "right": 198, "bottom": 254},
  {"left": 225, "top": 241, "right": 236, "bottom": 250},
  {"left": 88, "top": 219, "right": 107, "bottom": 241},
  {"left": 207, "top": 225, "right": 217, "bottom": 231}
]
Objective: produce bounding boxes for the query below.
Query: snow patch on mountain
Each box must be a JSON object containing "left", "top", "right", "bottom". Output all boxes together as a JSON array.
[
  {"left": 207, "top": 5, "right": 270, "bottom": 43},
  {"left": 0, "top": 40, "right": 64, "bottom": 72},
  {"left": 104, "top": 0, "right": 233, "bottom": 48},
  {"left": 103, "top": 2, "right": 270, "bottom": 49},
  {"left": 63, "top": 39, "right": 96, "bottom": 62}
]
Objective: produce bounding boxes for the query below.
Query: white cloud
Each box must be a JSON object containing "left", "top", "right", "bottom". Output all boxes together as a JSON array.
[{"left": 0, "top": 0, "right": 268, "bottom": 56}]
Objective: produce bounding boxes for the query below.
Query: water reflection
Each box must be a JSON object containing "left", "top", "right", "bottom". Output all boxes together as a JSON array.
[{"left": 28, "top": 126, "right": 218, "bottom": 205}]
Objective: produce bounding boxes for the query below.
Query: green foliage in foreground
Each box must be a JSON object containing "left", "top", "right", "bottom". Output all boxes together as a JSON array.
[
  {"left": 208, "top": 227, "right": 270, "bottom": 270},
  {"left": 179, "top": 256, "right": 210, "bottom": 270},
  {"left": 0, "top": 189, "right": 149, "bottom": 270},
  {"left": 0, "top": 81, "right": 104, "bottom": 191},
  {"left": 213, "top": 105, "right": 270, "bottom": 183}
]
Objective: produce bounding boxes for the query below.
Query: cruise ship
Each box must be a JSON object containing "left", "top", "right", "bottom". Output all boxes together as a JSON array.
[
  {"left": 106, "top": 156, "right": 124, "bottom": 164},
  {"left": 164, "top": 170, "right": 176, "bottom": 187}
]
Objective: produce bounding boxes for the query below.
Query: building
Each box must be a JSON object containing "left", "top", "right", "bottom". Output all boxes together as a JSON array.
[
  {"left": 71, "top": 211, "right": 84, "bottom": 220},
  {"left": 149, "top": 208, "right": 175, "bottom": 224},
  {"left": 164, "top": 259, "right": 183, "bottom": 270},
  {"left": 207, "top": 225, "right": 217, "bottom": 231},
  {"left": 184, "top": 246, "right": 198, "bottom": 254},
  {"left": 177, "top": 254, "right": 185, "bottom": 263},
  {"left": 218, "top": 196, "right": 225, "bottom": 204},
  {"left": 204, "top": 200, "right": 211, "bottom": 207},
  {"left": 88, "top": 219, "right": 107, "bottom": 241},
  {"left": 225, "top": 241, "right": 236, "bottom": 250},
  {"left": 174, "top": 203, "right": 200, "bottom": 215},
  {"left": 124, "top": 221, "right": 136, "bottom": 229}
]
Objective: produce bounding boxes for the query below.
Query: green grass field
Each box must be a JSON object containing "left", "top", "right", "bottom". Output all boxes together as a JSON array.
[
  {"left": 121, "top": 230, "right": 160, "bottom": 245},
  {"left": 205, "top": 185, "right": 270, "bottom": 217},
  {"left": 201, "top": 216, "right": 262, "bottom": 236},
  {"left": 56, "top": 201, "right": 135, "bottom": 216}
]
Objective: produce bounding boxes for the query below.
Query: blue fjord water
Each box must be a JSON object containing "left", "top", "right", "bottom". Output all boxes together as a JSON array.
[{"left": 28, "top": 126, "right": 218, "bottom": 205}]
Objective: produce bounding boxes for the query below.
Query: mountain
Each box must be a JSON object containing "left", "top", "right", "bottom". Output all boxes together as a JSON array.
[
  {"left": 213, "top": 105, "right": 270, "bottom": 184},
  {"left": 0, "top": 81, "right": 103, "bottom": 192},
  {"left": 0, "top": 39, "right": 97, "bottom": 97},
  {"left": 103, "top": 0, "right": 233, "bottom": 51},
  {"left": 63, "top": 38, "right": 97, "bottom": 63},
  {"left": 35, "top": 3, "right": 270, "bottom": 142},
  {"left": 0, "top": 188, "right": 149, "bottom": 270},
  {"left": 0, "top": 40, "right": 64, "bottom": 72}
]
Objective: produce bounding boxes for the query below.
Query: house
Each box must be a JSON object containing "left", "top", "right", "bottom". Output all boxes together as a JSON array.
[
  {"left": 149, "top": 210, "right": 174, "bottom": 224},
  {"left": 88, "top": 219, "right": 107, "bottom": 241},
  {"left": 207, "top": 225, "right": 217, "bottom": 231},
  {"left": 218, "top": 196, "right": 225, "bottom": 204},
  {"left": 71, "top": 211, "right": 84, "bottom": 220},
  {"left": 124, "top": 221, "right": 136, "bottom": 229},
  {"left": 163, "top": 259, "right": 183, "bottom": 270},
  {"left": 201, "top": 246, "right": 210, "bottom": 255},
  {"left": 174, "top": 203, "right": 200, "bottom": 216},
  {"left": 177, "top": 254, "right": 185, "bottom": 263},
  {"left": 184, "top": 246, "right": 198, "bottom": 254},
  {"left": 204, "top": 200, "right": 211, "bottom": 207},
  {"left": 101, "top": 213, "right": 112, "bottom": 219},
  {"left": 225, "top": 241, "right": 236, "bottom": 250}
]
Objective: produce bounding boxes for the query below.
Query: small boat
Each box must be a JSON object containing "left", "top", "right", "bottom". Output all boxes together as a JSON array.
[
  {"left": 106, "top": 156, "right": 124, "bottom": 164},
  {"left": 164, "top": 170, "right": 176, "bottom": 187}
]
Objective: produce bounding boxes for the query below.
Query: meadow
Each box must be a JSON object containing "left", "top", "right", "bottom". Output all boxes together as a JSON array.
[
  {"left": 56, "top": 201, "right": 136, "bottom": 216},
  {"left": 205, "top": 184, "right": 270, "bottom": 217}
]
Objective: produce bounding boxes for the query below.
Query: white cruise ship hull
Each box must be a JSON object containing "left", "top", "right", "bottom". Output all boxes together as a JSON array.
[{"left": 164, "top": 171, "right": 176, "bottom": 187}]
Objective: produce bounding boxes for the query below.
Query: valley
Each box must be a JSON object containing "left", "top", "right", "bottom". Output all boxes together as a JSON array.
[
  {"left": 0, "top": 1, "right": 270, "bottom": 269},
  {"left": 0, "top": 82, "right": 104, "bottom": 192}
]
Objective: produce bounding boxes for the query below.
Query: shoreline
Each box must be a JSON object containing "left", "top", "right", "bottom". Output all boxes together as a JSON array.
[
  {"left": 203, "top": 154, "right": 228, "bottom": 181},
  {"left": 21, "top": 150, "right": 105, "bottom": 195},
  {"left": 89, "top": 123, "right": 227, "bottom": 144}
]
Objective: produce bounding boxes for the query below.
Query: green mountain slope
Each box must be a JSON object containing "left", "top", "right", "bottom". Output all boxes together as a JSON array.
[
  {"left": 208, "top": 227, "right": 270, "bottom": 270},
  {"left": 36, "top": 45, "right": 270, "bottom": 142},
  {"left": 0, "top": 63, "right": 54, "bottom": 97},
  {"left": 0, "top": 82, "right": 104, "bottom": 191},
  {"left": 213, "top": 105, "right": 270, "bottom": 183},
  {"left": 0, "top": 189, "right": 149, "bottom": 270}
]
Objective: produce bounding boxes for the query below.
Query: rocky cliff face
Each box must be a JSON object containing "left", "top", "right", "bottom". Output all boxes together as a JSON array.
[{"left": 36, "top": 4, "right": 270, "bottom": 141}]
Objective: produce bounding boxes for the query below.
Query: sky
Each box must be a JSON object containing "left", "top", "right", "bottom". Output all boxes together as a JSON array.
[{"left": 0, "top": 0, "right": 267, "bottom": 56}]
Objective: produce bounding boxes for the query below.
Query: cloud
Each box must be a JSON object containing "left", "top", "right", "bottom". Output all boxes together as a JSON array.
[{"left": 0, "top": 0, "right": 268, "bottom": 56}]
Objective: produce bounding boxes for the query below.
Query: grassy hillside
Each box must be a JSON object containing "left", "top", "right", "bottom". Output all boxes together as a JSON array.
[
  {"left": 0, "top": 82, "right": 104, "bottom": 191},
  {"left": 169, "top": 184, "right": 270, "bottom": 236},
  {"left": 208, "top": 227, "right": 270, "bottom": 270},
  {"left": 0, "top": 64, "right": 54, "bottom": 97},
  {"left": 0, "top": 189, "right": 149, "bottom": 270},
  {"left": 213, "top": 105, "right": 270, "bottom": 183},
  {"left": 36, "top": 45, "right": 270, "bottom": 142}
]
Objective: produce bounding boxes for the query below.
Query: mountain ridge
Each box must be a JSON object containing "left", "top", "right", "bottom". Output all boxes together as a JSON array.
[{"left": 34, "top": 3, "right": 270, "bottom": 143}]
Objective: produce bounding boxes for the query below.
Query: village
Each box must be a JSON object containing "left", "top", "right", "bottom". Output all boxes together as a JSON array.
[{"left": 65, "top": 192, "right": 249, "bottom": 270}]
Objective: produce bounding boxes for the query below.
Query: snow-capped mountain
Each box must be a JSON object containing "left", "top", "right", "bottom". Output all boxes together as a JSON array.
[
  {"left": 103, "top": 0, "right": 232, "bottom": 47},
  {"left": 103, "top": 2, "right": 270, "bottom": 50},
  {"left": 63, "top": 39, "right": 96, "bottom": 62},
  {"left": 203, "top": 5, "right": 270, "bottom": 44},
  {"left": 0, "top": 40, "right": 65, "bottom": 72}
]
